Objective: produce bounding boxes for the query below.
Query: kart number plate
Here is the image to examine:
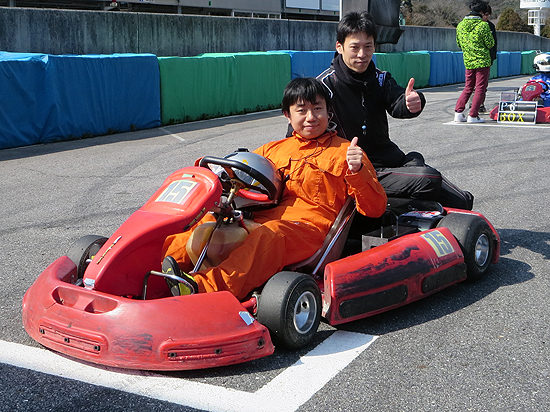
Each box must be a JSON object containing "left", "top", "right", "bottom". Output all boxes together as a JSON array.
[
  {"left": 420, "top": 230, "right": 455, "bottom": 258},
  {"left": 156, "top": 180, "right": 198, "bottom": 205}
]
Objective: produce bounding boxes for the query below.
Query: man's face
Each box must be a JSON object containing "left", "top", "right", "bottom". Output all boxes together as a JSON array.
[
  {"left": 336, "top": 32, "right": 375, "bottom": 74},
  {"left": 284, "top": 96, "right": 329, "bottom": 139}
]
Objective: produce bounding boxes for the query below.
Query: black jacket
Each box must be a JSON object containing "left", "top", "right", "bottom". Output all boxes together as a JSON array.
[
  {"left": 487, "top": 20, "right": 497, "bottom": 64},
  {"left": 317, "top": 54, "right": 426, "bottom": 168}
]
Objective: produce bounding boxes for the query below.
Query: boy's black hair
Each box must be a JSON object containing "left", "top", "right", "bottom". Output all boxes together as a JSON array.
[
  {"left": 337, "top": 11, "right": 377, "bottom": 45},
  {"left": 470, "top": 0, "right": 489, "bottom": 14},
  {"left": 282, "top": 77, "right": 332, "bottom": 113}
]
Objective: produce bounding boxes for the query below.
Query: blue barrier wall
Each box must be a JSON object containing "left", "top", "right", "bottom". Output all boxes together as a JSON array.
[
  {"left": 497, "top": 52, "right": 522, "bottom": 78},
  {"left": 0, "top": 52, "right": 161, "bottom": 150},
  {"left": 276, "top": 50, "right": 335, "bottom": 79},
  {"left": 426, "top": 50, "right": 532, "bottom": 87},
  {"left": 0, "top": 49, "right": 542, "bottom": 150}
]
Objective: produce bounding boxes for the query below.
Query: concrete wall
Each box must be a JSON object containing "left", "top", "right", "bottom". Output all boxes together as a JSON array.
[
  {"left": 0, "top": 8, "right": 337, "bottom": 56},
  {"left": 2, "top": 8, "right": 550, "bottom": 56},
  {"left": 378, "top": 26, "right": 550, "bottom": 53}
]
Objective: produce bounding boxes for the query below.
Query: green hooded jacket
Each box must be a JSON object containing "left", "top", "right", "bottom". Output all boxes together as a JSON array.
[{"left": 456, "top": 14, "right": 495, "bottom": 69}]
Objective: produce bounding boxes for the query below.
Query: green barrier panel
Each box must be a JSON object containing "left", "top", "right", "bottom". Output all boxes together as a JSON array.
[
  {"left": 374, "top": 52, "right": 430, "bottom": 88},
  {"left": 158, "top": 54, "right": 237, "bottom": 124},
  {"left": 405, "top": 51, "right": 431, "bottom": 88},
  {"left": 490, "top": 60, "right": 498, "bottom": 79},
  {"left": 374, "top": 52, "right": 404, "bottom": 86},
  {"left": 237, "top": 52, "right": 291, "bottom": 112},
  {"left": 159, "top": 52, "right": 291, "bottom": 125},
  {"left": 521, "top": 50, "right": 537, "bottom": 75}
]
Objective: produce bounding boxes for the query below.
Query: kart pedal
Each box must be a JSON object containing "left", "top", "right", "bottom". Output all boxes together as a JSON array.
[{"left": 162, "top": 256, "right": 198, "bottom": 296}]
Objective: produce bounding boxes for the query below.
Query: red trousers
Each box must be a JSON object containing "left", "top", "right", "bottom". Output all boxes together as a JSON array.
[
  {"left": 163, "top": 218, "right": 325, "bottom": 300},
  {"left": 455, "top": 66, "right": 491, "bottom": 118}
]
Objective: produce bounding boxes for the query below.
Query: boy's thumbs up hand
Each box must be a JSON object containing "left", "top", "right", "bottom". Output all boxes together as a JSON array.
[{"left": 347, "top": 137, "right": 363, "bottom": 174}]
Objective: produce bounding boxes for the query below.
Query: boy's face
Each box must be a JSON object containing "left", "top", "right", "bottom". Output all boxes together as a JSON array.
[
  {"left": 284, "top": 95, "right": 329, "bottom": 139},
  {"left": 336, "top": 31, "right": 375, "bottom": 74}
]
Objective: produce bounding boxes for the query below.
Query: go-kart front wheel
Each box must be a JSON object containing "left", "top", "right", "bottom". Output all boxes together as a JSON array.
[
  {"left": 257, "top": 271, "right": 321, "bottom": 349},
  {"left": 437, "top": 214, "right": 494, "bottom": 282},
  {"left": 67, "top": 235, "right": 108, "bottom": 281}
]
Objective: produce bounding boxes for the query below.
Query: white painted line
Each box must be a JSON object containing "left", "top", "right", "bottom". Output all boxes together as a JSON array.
[
  {"left": 159, "top": 127, "right": 185, "bottom": 141},
  {"left": 444, "top": 121, "right": 550, "bottom": 128},
  {"left": 1, "top": 331, "right": 377, "bottom": 412}
]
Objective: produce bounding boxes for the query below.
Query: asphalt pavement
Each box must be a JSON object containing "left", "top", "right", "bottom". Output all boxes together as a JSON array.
[{"left": 1, "top": 75, "right": 549, "bottom": 412}]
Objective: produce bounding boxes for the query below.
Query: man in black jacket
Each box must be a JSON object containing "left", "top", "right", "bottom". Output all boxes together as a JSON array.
[{"left": 317, "top": 11, "right": 473, "bottom": 210}]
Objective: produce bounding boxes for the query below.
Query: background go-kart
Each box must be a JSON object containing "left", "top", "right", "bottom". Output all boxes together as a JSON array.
[{"left": 1, "top": 75, "right": 549, "bottom": 412}]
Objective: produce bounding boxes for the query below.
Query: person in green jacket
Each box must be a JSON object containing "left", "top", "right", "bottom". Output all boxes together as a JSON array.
[{"left": 454, "top": 0, "right": 495, "bottom": 123}]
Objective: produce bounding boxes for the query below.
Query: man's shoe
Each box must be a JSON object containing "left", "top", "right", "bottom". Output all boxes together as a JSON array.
[
  {"left": 162, "top": 256, "right": 198, "bottom": 296},
  {"left": 454, "top": 112, "right": 467, "bottom": 123},
  {"left": 478, "top": 104, "right": 487, "bottom": 113},
  {"left": 467, "top": 115, "right": 484, "bottom": 123}
]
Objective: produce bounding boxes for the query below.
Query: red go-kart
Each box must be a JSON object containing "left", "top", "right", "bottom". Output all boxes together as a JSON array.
[
  {"left": 22, "top": 152, "right": 500, "bottom": 371},
  {"left": 490, "top": 79, "right": 550, "bottom": 123}
]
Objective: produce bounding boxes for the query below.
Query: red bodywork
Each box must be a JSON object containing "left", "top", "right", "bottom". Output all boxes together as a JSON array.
[
  {"left": 23, "top": 166, "right": 500, "bottom": 371},
  {"left": 324, "top": 209, "right": 499, "bottom": 325}
]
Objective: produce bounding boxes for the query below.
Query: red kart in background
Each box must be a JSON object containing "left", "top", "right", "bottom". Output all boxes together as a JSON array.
[
  {"left": 490, "top": 78, "right": 550, "bottom": 123},
  {"left": 22, "top": 151, "right": 500, "bottom": 371},
  {"left": 490, "top": 53, "right": 550, "bottom": 123}
]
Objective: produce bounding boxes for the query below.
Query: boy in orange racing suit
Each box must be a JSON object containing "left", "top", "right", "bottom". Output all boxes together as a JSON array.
[{"left": 161, "top": 77, "right": 387, "bottom": 300}]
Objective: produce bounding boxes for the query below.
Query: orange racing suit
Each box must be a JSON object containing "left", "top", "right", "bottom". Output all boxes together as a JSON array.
[{"left": 162, "top": 130, "right": 387, "bottom": 300}]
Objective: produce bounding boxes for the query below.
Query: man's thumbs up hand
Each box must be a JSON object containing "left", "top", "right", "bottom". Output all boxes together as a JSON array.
[{"left": 405, "top": 78, "right": 422, "bottom": 113}]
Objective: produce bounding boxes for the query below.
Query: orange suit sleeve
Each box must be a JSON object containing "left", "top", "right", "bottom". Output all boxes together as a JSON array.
[{"left": 344, "top": 153, "right": 387, "bottom": 218}]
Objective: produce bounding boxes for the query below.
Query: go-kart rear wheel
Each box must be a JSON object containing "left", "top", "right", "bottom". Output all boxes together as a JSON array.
[
  {"left": 67, "top": 235, "right": 108, "bottom": 280},
  {"left": 257, "top": 271, "right": 321, "bottom": 349},
  {"left": 437, "top": 214, "right": 494, "bottom": 282}
]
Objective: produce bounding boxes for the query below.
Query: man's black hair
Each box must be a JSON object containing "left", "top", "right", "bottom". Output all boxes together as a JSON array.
[
  {"left": 282, "top": 77, "right": 332, "bottom": 113},
  {"left": 470, "top": 0, "right": 489, "bottom": 14},
  {"left": 337, "top": 11, "right": 377, "bottom": 45}
]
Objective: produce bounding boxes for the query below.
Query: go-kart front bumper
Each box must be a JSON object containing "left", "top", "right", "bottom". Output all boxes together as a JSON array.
[{"left": 22, "top": 256, "right": 274, "bottom": 371}]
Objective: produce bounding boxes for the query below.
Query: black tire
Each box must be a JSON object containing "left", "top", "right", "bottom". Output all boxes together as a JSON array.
[
  {"left": 437, "top": 214, "right": 494, "bottom": 282},
  {"left": 257, "top": 271, "right": 322, "bottom": 349},
  {"left": 67, "top": 235, "right": 108, "bottom": 280}
]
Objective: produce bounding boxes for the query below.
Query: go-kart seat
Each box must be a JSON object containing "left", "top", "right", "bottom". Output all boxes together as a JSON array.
[
  {"left": 386, "top": 197, "right": 444, "bottom": 216},
  {"left": 285, "top": 196, "right": 356, "bottom": 277}
]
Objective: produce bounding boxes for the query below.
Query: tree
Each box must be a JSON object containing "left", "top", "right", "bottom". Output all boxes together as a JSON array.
[
  {"left": 496, "top": 8, "right": 533, "bottom": 33},
  {"left": 541, "top": 24, "right": 550, "bottom": 38},
  {"left": 401, "top": 0, "right": 468, "bottom": 27}
]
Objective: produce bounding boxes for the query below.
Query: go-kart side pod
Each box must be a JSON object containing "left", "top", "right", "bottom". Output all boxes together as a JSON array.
[
  {"left": 22, "top": 256, "right": 274, "bottom": 371},
  {"left": 323, "top": 227, "right": 467, "bottom": 325}
]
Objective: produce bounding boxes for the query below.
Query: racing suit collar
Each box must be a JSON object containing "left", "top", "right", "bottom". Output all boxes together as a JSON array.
[{"left": 292, "top": 130, "right": 336, "bottom": 145}]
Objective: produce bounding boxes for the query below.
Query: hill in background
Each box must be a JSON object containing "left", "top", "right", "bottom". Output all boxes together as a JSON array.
[{"left": 402, "top": 0, "right": 527, "bottom": 28}]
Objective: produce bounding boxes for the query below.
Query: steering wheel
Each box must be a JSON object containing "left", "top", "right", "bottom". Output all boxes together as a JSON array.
[
  {"left": 198, "top": 156, "right": 278, "bottom": 202},
  {"left": 527, "top": 80, "right": 549, "bottom": 93},
  {"left": 537, "top": 80, "right": 550, "bottom": 93}
]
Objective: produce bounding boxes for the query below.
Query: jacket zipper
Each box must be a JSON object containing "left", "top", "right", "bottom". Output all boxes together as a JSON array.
[{"left": 361, "top": 88, "right": 367, "bottom": 135}]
